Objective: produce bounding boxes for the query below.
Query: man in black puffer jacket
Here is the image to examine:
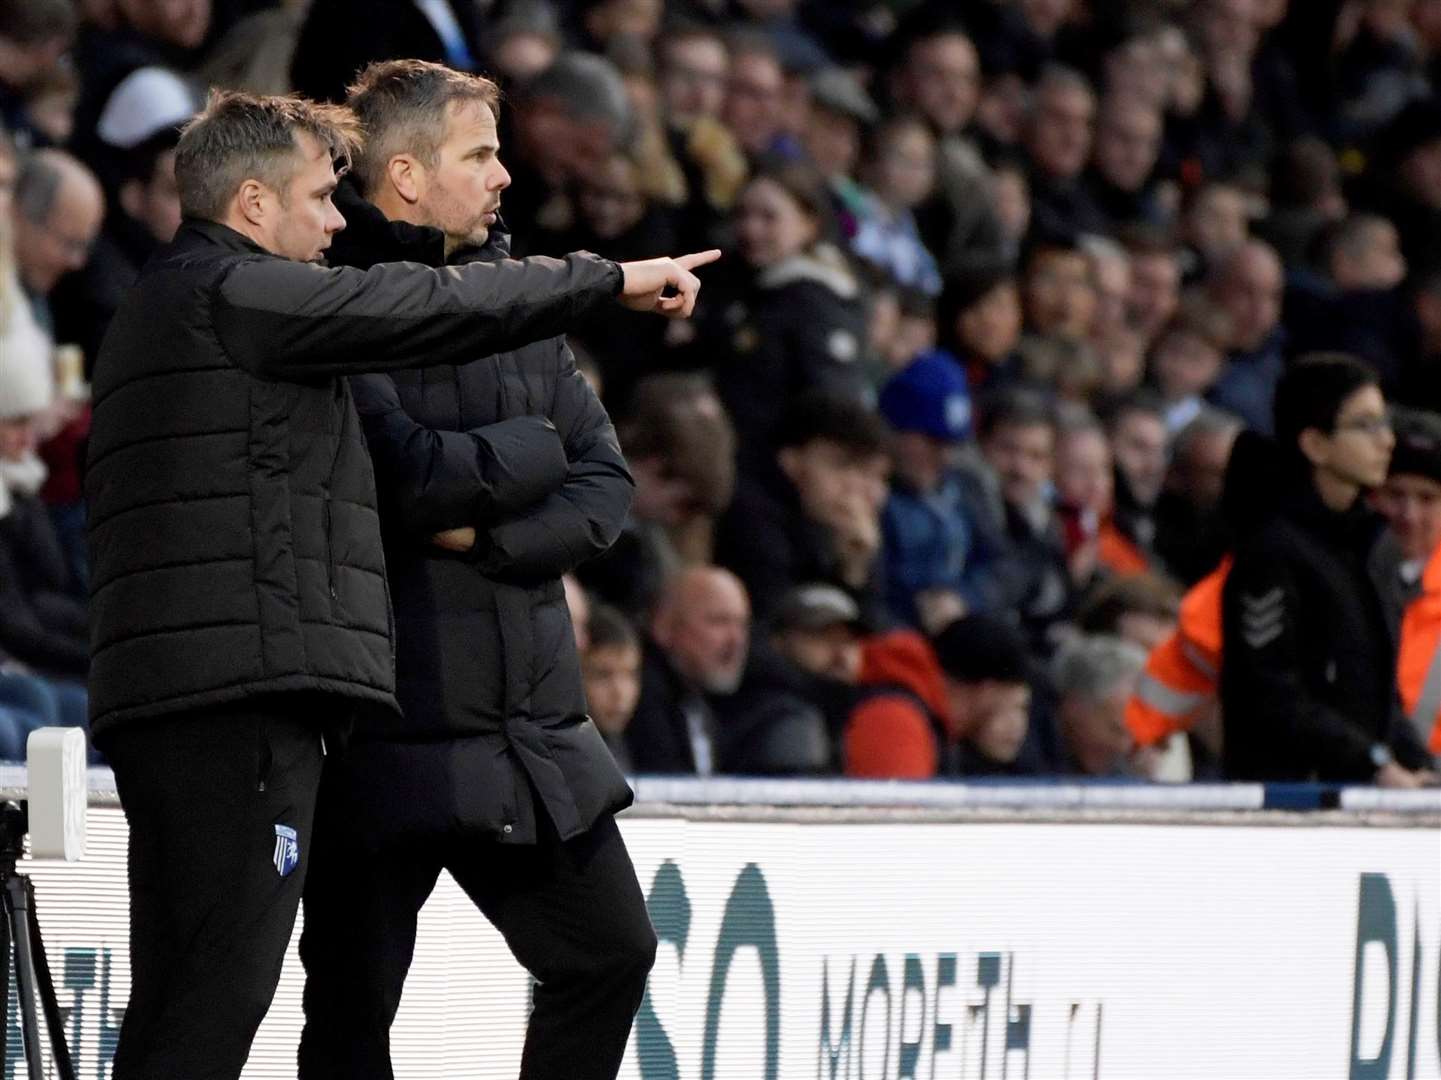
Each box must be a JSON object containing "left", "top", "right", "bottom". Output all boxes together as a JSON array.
[
  {"left": 295, "top": 62, "right": 650, "bottom": 1080},
  {"left": 87, "top": 89, "right": 714, "bottom": 1080}
]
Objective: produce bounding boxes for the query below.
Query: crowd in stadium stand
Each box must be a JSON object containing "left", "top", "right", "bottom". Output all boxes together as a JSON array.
[{"left": 0, "top": 0, "right": 1439, "bottom": 784}]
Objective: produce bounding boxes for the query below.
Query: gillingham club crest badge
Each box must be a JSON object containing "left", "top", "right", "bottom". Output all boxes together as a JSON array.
[{"left": 273, "top": 824, "right": 299, "bottom": 878}]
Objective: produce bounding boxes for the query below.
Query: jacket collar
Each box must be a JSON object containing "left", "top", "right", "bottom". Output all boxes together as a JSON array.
[
  {"left": 169, "top": 217, "right": 270, "bottom": 256},
  {"left": 328, "top": 175, "right": 512, "bottom": 269}
]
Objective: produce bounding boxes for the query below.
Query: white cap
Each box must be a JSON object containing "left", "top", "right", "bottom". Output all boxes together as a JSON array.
[{"left": 97, "top": 67, "right": 199, "bottom": 150}]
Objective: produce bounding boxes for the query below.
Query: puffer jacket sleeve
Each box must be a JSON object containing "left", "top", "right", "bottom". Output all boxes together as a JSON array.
[
  {"left": 214, "top": 252, "right": 622, "bottom": 380},
  {"left": 474, "top": 340, "right": 634, "bottom": 581},
  {"left": 350, "top": 372, "right": 569, "bottom": 536}
]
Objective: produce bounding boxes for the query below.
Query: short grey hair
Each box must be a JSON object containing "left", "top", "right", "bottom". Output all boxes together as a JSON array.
[
  {"left": 1172, "top": 407, "right": 1242, "bottom": 464},
  {"left": 346, "top": 59, "right": 501, "bottom": 197},
  {"left": 1053, "top": 635, "right": 1147, "bottom": 702},
  {"left": 174, "top": 89, "right": 362, "bottom": 220}
]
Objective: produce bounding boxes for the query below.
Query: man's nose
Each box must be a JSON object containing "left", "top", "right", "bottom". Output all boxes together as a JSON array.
[
  {"left": 329, "top": 206, "right": 347, "bottom": 233},
  {"left": 493, "top": 163, "right": 512, "bottom": 191}
]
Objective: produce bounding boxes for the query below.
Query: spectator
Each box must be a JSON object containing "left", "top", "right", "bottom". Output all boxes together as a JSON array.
[
  {"left": 12, "top": 149, "right": 102, "bottom": 587},
  {"left": 0, "top": 342, "right": 87, "bottom": 681},
  {"left": 1181, "top": 180, "right": 1250, "bottom": 281},
  {"left": 1148, "top": 300, "right": 1234, "bottom": 435},
  {"left": 877, "top": 350, "right": 1008, "bottom": 632},
  {"left": 937, "top": 263, "right": 1023, "bottom": 396},
  {"left": 0, "top": 0, "right": 77, "bottom": 148},
  {"left": 13, "top": 149, "right": 105, "bottom": 323},
  {"left": 976, "top": 387, "right": 1075, "bottom": 654},
  {"left": 723, "top": 31, "right": 786, "bottom": 159},
  {"left": 689, "top": 161, "right": 868, "bottom": 468},
  {"left": 584, "top": 603, "right": 644, "bottom": 773},
  {"left": 849, "top": 113, "right": 942, "bottom": 296},
  {"left": 1361, "top": 98, "right": 1441, "bottom": 282},
  {"left": 1104, "top": 390, "right": 1170, "bottom": 571},
  {"left": 804, "top": 66, "right": 875, "bottom": 192},
  {"left": 1054, "top": 634, "right": 1147, "bottom": 777},
  {"left": 1153, "top": 407, "right": 1243, "bottom": 586},
  {"left": 552, "top": 150, "right": 680, "bottom": 400},
  {"left": 1122, "top": 227, "right": 1182, "bottom": 346},
  {"left": 1025, "top": 65, "right": 1105, "bottom": 239},
  {"left": 1053, "top": 407, "right": 1116, "bottom": 583},
  {"left": 715, "top": 390, "right": 889, "bottom": 624},
  {"left": 1206, "top": 239, "right": 1287, "bottom": 434},
  {"left": 1020, "top": 234, "right": 1096, "bottom": 348},
  {"left": 1220, "top": 354, "right": 1435, "bottom": 784},
  {"left": 582, "top": 373, "right": 735, "bottom": 617},
  {"left": 501, "top": 53, "right": 634, "bottom": 253},
  {"left": 1374, "top": 408, "right": 1441, "bottom": 580},
  {"left": 699, "top": 584, "right": 864, "bottom": 778},
  {"left": 987, "top": 151, "right": 1032, "bottom": 262},
  {"left": 628, "top": 565, "right": 750, "bottom": 774},
  {"left": 289, "top": 0, "right": 484, "bottom": 104},
  {"left": 52, "top": 66, "right": 197, "bottom": 365},
  {"left": 1259, "top": 137, "right": 1347, "bottom": 269},
  {"left": 887, "top": 17, "right": 1006, "bottom": 273},
  {"left": 656, "top": 25, "right": 748, "bottom": 249},
  {"left": 1290, "top": 213, "right": 1410, "bottom": 394},
  {"left": 843, "top": 613, "right": 1035, "bottom": 778},
  {"left": 1086, "top": 95, "right": 1167, "bottom": 229},
  {"left": 485, "top": 4, "right": 563, "bottom": 84},
  {"left": 1076, "top": 572, "right": 1182, "bottom": 651}
]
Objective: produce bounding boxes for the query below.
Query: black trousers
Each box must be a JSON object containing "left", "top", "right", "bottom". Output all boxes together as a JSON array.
[
  {"left": 296, "top": 753, "right": 657, "bottom": 1080},
  {"left": 101, "top": 699, "right": 326, "bottom": 1080}
]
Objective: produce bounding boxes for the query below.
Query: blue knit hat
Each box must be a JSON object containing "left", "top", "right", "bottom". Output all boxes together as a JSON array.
[{"left": 878, "top": 350, "right": 973, "bottom": 443}]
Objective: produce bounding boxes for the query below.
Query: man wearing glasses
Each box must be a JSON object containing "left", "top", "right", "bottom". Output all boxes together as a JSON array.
[{"left": 1219, "top": 353, "right": 1437, "bottom": 786}]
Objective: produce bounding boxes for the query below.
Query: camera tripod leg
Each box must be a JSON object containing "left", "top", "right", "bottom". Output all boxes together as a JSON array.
[
  {"left": 25, "top": 886, "right": 75, "bottom": 1079},
  {"left": 4, "top": 871, "right": 45, "bottom": 1079}
]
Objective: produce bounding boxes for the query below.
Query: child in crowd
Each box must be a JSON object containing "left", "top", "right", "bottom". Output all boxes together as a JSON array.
[
  {"left": 1148, "top": 301, "right": 1232, "bottom": 434},
  {"left": 583, "top": 603, "right": 644, "bottom": 774},
  {"left": 851, "top": 114, "right": 943, "bottom": 296}
]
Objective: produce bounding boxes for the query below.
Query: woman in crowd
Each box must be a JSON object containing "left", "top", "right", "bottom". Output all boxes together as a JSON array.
[{"left": 689, "top": 159, "right": 869, "bottom": 473}]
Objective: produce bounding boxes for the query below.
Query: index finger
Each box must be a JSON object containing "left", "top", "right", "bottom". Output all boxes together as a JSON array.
[{"left": 673, "top": 249, "right": 722, "bottom": 272}]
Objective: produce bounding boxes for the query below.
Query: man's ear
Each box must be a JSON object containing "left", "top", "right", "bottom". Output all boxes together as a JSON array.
[
  {"left": 235, "top": 178, "right": 269, "bottom": 227},
  {"left": 386, "top": 155, "right": 423, "bottom": 205},
  {"left": 1298, "top": 426, "right": 1331, "bottom": 469}
]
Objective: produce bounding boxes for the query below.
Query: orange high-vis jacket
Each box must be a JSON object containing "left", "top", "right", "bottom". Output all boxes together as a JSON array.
[
  {"left": 1397, "top": 543, "right": 1441, "bottom": 754},
  {"left": 1126, "top": 557, "right": 1231, "bottom": 748},
  {"left": 1128, "top": 544, "right": 1441, "bottom": 752}
]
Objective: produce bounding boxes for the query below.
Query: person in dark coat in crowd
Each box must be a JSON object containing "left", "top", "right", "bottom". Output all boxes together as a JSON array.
[
  {"left": 1220, "top": 354, "right": 1437, "bottom": 785},
  {"left": 974, "top": 387, "right": 1076, "bottom": 656},
  {"left": 715, "top": 390, "right": 891, "bottom": 626},
  {"left": 1206, "top": 239, "right": 1288, "bottom": 434},
  {"left": 51, "top": 67, "right": 197, "bottom": 369},
  {"left": 628, "top": 565, "right": 751, "bottom": 774},
  {"left": 85, "top": 89, "right": 714, "bottom": 1080},
  {"left": 688, "top": 160, "right": 870, "bottom": 473},
  {"left": 296, "top": 63, "right": 655, "bottom": 1080},
  {"left": 289, "top": 0, "right": 485, "bottom": 103}
]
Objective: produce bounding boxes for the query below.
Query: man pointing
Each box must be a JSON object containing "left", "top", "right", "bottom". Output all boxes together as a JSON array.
[{"left": 85, "top": 89, "right": 715, "bottom": 1079}]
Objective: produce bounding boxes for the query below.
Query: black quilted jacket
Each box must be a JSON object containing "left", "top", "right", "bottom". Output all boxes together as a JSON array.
[{"left": 85, "top": 217, "right": 619, "bottom": 735}]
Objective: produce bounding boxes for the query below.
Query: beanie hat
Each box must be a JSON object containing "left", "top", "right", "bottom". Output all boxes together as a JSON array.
[
  {"left": 931, "top": 613, "right": 1030, "bottom": 685},
  {"left": 1389, "top": 408, "right": 1441, "bottom": 484},
  {"left": 878, "top": 350, "right": 973, "bottom": 443}
]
